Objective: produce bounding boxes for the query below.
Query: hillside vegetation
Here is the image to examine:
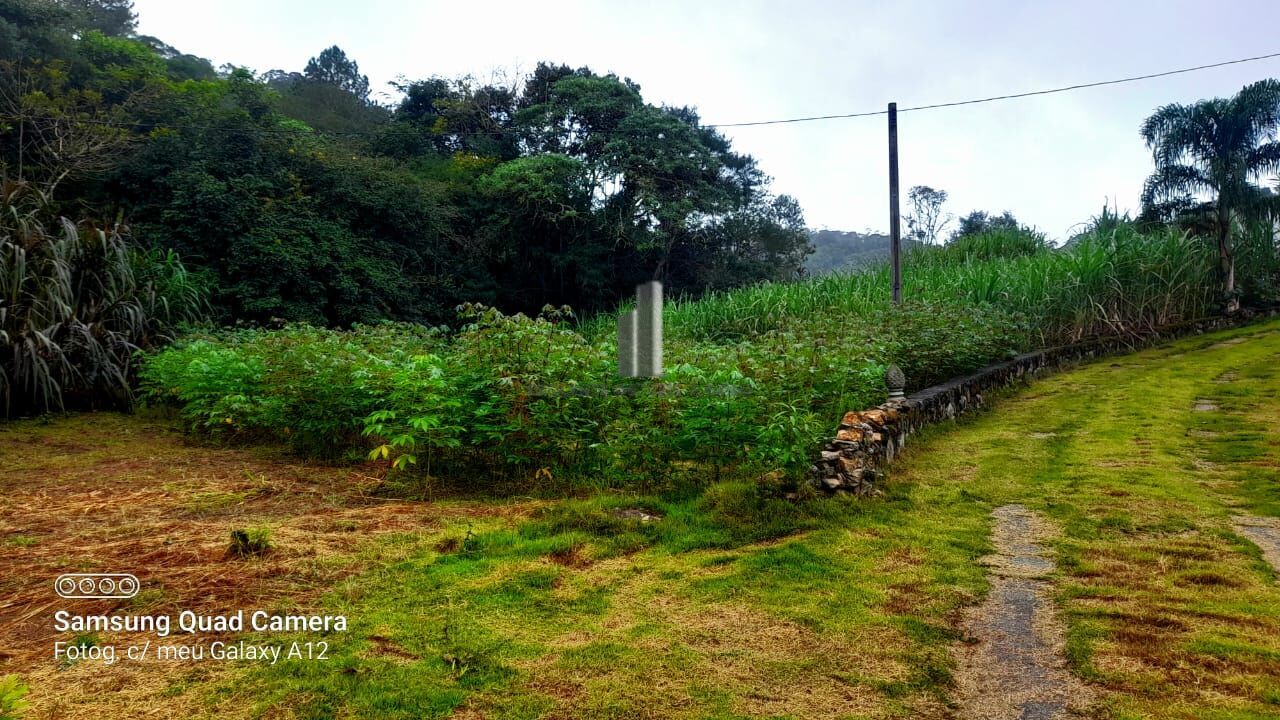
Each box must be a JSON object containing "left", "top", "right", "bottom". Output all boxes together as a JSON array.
[
  {"left": 804, "top": 229, "right": 898, "bottom": 274},
  {"left": 4, "top": 3, "right": 1279, "bottom": 428},
  {"left": 0, "top": 3, "right": 809, "bottom": 329},
  {"left": 142, "top": 221, "right": 1276, "bottom": 490}
]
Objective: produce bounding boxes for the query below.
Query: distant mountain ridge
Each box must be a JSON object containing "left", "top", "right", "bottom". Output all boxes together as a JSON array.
[{"left": 805, "top": 229, "right": 920, "bottom": 275}]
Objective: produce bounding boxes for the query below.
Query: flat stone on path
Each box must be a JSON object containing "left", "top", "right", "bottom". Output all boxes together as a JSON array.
[
  {"left": 954, "top": 505, "right": 1092, "bottom": 719},
  {"left": 1233, "top": 516, "right": 1280, "bottom": 576}
]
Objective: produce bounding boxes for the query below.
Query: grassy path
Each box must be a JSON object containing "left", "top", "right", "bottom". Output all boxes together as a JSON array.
[
  {"left": 892, "top": 318, "right": 1280, "bottom": 719},
  {"left": 4, "top": 318, "right": 1280, "bottom": 719},
  {"left": 952, "top": 504, "right": 1090, "bottom": 719}
]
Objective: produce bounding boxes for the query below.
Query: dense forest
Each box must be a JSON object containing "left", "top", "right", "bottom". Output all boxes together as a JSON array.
[{"left": 0, "top": 0, "right": 811, "bottom": 328}]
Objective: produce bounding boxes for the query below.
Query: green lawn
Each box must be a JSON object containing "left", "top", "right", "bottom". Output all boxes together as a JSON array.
[{"left": 7, "top": 318, "right": 1280, "bottom": 719}]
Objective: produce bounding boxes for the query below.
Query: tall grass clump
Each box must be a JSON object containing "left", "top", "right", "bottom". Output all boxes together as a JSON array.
[
  {"left": 0, "top": 180, "right": 204, "bottom": 416},
  {"left": 668, "top": 224, "right": 1215, "bottom": 347},
  {"left": 1234, "top": 219, "right": 1280, "bottom": 306},
  {"left": 902, "top": 223, "right": 1215, "bottom": 344},
  {"left": 938, "top": 226, "right": 1051, "bottom": 262}
]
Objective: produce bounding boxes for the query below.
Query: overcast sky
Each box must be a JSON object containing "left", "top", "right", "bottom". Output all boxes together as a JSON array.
[{"left": 132, "top": 0, "right": 1280, "bottom": 240}]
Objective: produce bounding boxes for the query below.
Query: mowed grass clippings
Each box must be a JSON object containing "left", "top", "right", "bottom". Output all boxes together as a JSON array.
[{"left": 0, "top": 414, "right": 537, "bottom": 719}]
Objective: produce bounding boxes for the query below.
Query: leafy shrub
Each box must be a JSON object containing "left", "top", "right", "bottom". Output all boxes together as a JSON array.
[
  {"left": 0, "top": 180, "right": 204, "bottom": 416},
  {"left": 141, "top": 322, "right": 445, "bottom": 457}
]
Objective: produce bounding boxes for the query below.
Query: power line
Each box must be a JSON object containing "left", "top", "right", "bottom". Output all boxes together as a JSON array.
[{"left": 707, "top": 50, "right": 1280, "bottom": 128}]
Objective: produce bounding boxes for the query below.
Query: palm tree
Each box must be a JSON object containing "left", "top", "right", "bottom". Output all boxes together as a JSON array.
[{"left": 1140, "top": 79, "right": 1280, "bottom": 312}]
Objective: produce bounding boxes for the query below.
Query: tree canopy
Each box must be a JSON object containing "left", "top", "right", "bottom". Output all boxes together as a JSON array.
[
  {"left": 904, "top": 185, "right": 950, "bottom": 245},
  {"left": 303, "top": 45, "right": 370, "bottom": 102},
  {"left": 949, "top": 210, "right": 1027, "bottom": 242},
  {"left": 0, "top": 1, "right": 812, "bottom": 326}
]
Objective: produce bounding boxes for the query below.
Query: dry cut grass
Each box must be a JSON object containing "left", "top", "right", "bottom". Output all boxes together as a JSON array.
[{"left": 0, "top": 413, "right": 535, "bottom": 719}]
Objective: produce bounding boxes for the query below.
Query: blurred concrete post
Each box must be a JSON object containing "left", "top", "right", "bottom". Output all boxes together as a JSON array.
[
  {"left": 617, "top": 308, "right": 637, "bottom": 377},
  {"left": 636, "top": 281, "right": 663, "bottom": 377}
]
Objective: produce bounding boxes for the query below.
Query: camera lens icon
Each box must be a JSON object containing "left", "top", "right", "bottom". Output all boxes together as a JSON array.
[
  {"left": 54, "top": 573, "right": 140, "bottom": 599},
  {"left": 56, "top": 576, "right": 78, "bottom": 596}
]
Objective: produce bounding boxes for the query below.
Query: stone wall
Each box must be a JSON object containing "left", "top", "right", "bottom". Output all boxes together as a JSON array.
[{"left": 812, "top": 310, "right": 1279, "bottom": 495}]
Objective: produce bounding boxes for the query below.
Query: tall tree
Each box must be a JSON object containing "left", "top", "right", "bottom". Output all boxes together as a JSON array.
[
  {"left": 60, "top": 0, "right": 136, "bottom": 37},
  {"left": 0, "top": 0, "right": 73, "bottom": 60},
  {"left": 266, "top": 68, "right": 388, "bottom": 135},
  {"left": 1141, "top": 79, "right": 1280, "bottom": 311},
  {"left": 518, "top": 72, "right": 750, "bottom": 284},
  {"left": 0, "top": 54, "right": 135, "bottom": 190},
  {"left": 904, "top": 185, "right": 950, "bottom": 245},
  {"left": 303, "top": 45, "right": 369, "bottom": 102}
]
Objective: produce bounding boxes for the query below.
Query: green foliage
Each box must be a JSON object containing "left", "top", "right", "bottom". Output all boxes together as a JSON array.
[
  {"left": 140, "top": 322, "right": 445, "bottom": 456},
  {"left": 60, "top": 0, "right": 136, "bottom": 38},
  {"left": 949, "top": 210, "right": 1029, "bottom": 242},
  {"left": 1235, "top": 220, "right": 1280, "bottom": 305},
  {"left": 142, "top": 305, "right": 875, "bottom": 484},
  {"left": 302, "top": 45, "right": 369, "bottom": 101},
  {"left": 1141, "top": 79, "right": 1280, "bottom": 307},
  {"left": 142, "top": 221, "right": 1224, "bottom": 487},
  {"left": 105, "top": 78, "right": 452, "bottom": 326},
  {"left": 0, "top": 180, "right": 203, "bottom": 415},
  {"left": 939, "top": 226, "right": 1049, "bottom": 262},
  {"left": 0, "top": 0, "right": 73, "bottom": 61},
  {"left": 672, "top": 223, "right": 1215, "bottom": 348},
  {"left": 227, "top": 526, "right": 272, "bottom": 557},
  {"left": 2, "top": 15, "right": 813, "bottom": 327},
  {"left": 266, "top": 71, "right": 388, "bottom": 135},
  {"left": 0, "top": 675, "right": 27, "bottom": 720}
]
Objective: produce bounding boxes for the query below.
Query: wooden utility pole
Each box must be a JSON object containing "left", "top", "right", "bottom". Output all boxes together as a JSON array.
[{"left": 887, "top": 102, "right": 902, "bottom": 305}]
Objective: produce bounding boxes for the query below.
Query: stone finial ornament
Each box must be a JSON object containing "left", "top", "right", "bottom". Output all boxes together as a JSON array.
[{"left": 885, "top": 363, "right": 906, "bottom": 400}]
